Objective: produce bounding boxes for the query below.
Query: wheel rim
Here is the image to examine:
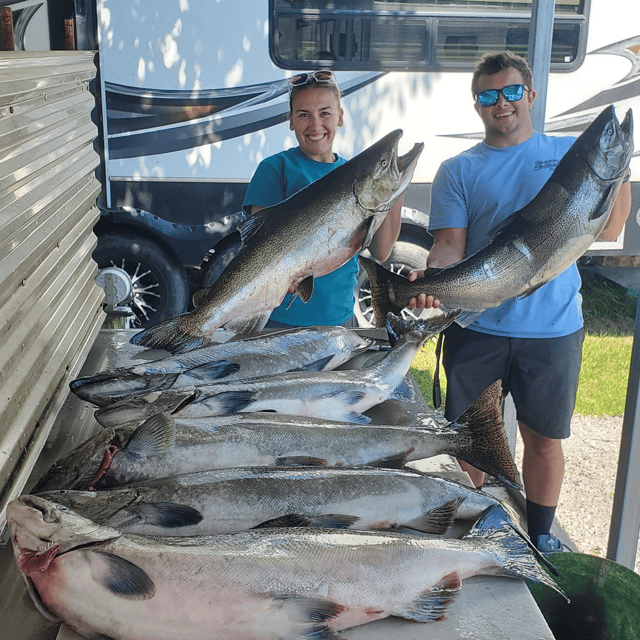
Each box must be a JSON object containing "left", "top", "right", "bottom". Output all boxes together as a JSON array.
[{"left": 108, "top": 258, "right": 161, "bottom": 327}]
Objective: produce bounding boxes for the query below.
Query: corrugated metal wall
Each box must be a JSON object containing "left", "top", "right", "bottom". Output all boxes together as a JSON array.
[{"left": 0, "top": 51, "right": 105, "bottom": 524}]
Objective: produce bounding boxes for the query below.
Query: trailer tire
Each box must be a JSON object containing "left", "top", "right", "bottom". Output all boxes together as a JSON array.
[
  {"left": 354, "top": 239, "right": 432, "bottom": 328},
  {"left": 93, "top": 234, "right": 190, "bottom": 328}
]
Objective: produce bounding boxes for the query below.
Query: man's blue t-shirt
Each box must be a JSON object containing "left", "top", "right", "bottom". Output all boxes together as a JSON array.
[
  {"left": 429, "top": 132, "right": 582, "bottom": 338},
  {"left": 242, "top": 146, "right": 358, "bottom": 327}
]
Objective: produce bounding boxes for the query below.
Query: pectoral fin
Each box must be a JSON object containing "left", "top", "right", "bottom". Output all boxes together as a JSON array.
[
  {"left": 106, "top": 502, "right": 203, "bottom": 529},
  {"left": 287, "top": 276, "right": 314, "bottom": 307},
  {"left": 125, "top": 413, "right": 176, "bottom": 458},
  {"left": 86, "top": 550, "right": 156, "bottom": 600},
  {"left": 393, "top": 572, "right": 462, "bottom": 622},
  {"left": 403, "top": 497, "right": 464, "bottom": 534}
]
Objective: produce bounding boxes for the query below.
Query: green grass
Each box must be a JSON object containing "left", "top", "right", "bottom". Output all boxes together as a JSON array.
[{"left": 409, "top": 272, "right": 637, "bottom": 417}]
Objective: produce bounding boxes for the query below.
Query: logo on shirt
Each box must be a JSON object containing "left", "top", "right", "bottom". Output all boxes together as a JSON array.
[{"left": 534, "top": 159, "right": 561, "bottom": 171}]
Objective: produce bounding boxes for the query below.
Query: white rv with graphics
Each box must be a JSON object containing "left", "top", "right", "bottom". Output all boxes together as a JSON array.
[{"left": 7, "top": 0, "right": 639, "bottom": 326}]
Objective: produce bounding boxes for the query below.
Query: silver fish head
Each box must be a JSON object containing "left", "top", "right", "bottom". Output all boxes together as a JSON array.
[
  {"left": 583, "top": 105, "right": 634, "bottom": 182},
  {"left": 7, "top": 494, "right": 121, "bottom": 558},
  {"left": 35, "top": 488, "right": 140, "bottom": 524},
  {"left": 94, "top": 388, "right": 200, "bottom": 427},
  {"left": 31, "top": 428, "right": 121, "bottom": 493},
  {"left": 353, "top": 129, "right": 424, "bottom": 211}
]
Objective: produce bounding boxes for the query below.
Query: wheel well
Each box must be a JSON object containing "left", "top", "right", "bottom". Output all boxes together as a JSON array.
[{"left": 398, "top": 221, "right": 433, "bottom": 251}]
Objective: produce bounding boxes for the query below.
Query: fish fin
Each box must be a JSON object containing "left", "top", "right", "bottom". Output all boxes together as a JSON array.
[
  {"left": 125, "top": 413, "right": 176, "bottom": 458},
  {"left": 107, "top": 502, "right": 204, "bottom": 529},
  {"left": 289, "top": 275, "right": 314, "bottom": 305},
  {"left": 295, "top": 355, "right": 335, "bottom": 372},
  {"left": 271, "top": 596, "right": 345, "bottom": 640},
  {"left": 390, "top": 378, "right": 415, "bottom": 402},
  {"left": 488, "top": 501, "right": 561, "bottom": 578},
  {"left": 253, "top": 513, "right": 359, "bottom": 529},
  {"left": 368, "top": 449, "right": 413, "bottom": 469},
  {"left": 452, "top": 309, "right": 482, "bottom": 328},
  {"left": 463, "top": 505, "right": 567, "bottom": 600},
  {"left": 210, "top": 390, "right": 255, "bottom": 413},
  {"left": 304, "top": 514, "right": 360, "bottom": 529},
  {"left": 130, "top": 314, "right": 208, "bottom": 354},
  {"left": 223, "top": 312, "right": 271, "bottom": 335},
  {"left": 185, "top": 360, "right": 241, "bottom": 381},
  {"left": 237, "top": 211, "right": 266, "bottom": 244},
  {"left": 85, "top": 550, "right": 156, "bottom": 600},
  {"left": 404, "top": 497, "right": 465, "bottom": 534},
  {"left": 345, "top": 411, "right": 372, "bottom": 424},
  {"left": 517, "top": 282, "right": 546, "bottom": 299},
  {"left": 358, "top": 256, "right": 406, "bottom": 328},
  {"left": 276, "top": 456, "right": 329, "bottom": 467},
  {"left": 393, "top": 572, "right": 462, "bottom": 622},
  {"left": 446, "top": 380, "right": 521, "bottom": 489},
  {"left": 253, "top": 514, "right": 314, "bottom": 528},
  {"left": 327, "top": 389, "right": 367, "bottom": 405},
  {"left": 385, "top": 310, "right": 460, "bottom": 347}
]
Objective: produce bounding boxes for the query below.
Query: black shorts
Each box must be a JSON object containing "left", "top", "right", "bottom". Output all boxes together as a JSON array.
[{"left": 442, "top": 324, "right": 584, "bottom": 439}]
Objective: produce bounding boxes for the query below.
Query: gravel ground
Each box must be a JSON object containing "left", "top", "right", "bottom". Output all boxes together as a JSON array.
[{"left": 517, "top": 413, "right": 640, "bottom": 575}]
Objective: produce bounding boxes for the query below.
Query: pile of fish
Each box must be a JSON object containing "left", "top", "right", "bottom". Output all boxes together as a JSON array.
[
  {"left": 10, "top": 310, "right": 549, "bottom": 639},
  {"left": 14, "top": 119, "right": 630, "bottom": 638}
]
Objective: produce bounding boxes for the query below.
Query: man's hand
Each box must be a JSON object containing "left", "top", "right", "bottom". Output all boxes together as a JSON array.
[{"left": 406, "top": 269, "right": 441, "bottom": 309}]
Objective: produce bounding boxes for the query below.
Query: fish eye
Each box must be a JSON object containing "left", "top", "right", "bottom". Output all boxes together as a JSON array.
[{"left": 380, "top": 159, "right": 388, "bottom": 167}]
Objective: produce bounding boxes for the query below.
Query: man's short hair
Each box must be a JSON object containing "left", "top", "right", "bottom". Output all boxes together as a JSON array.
[{"left": 471, "top": 51, "right": 533, "bottom": 98}]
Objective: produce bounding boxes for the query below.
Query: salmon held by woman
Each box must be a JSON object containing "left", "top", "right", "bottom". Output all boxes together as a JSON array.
[{"left": 130, "top": 129, "right": 424, "bottom": 353}]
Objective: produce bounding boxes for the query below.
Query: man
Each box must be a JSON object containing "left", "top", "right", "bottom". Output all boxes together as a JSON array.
[{"left": 409, "top": 51, "right": 631, "bottom": 553}]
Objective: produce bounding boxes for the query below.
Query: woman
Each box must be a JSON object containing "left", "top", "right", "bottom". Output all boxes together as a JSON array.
[{"left": 243, "top": 71, "right": 402, "bottom": 328}]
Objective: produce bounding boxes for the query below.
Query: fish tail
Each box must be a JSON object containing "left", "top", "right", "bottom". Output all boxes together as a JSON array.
[
  {"left": 463, "top": 505, "right": 567, "bottom": 600},
  {"left": 130, "top": 314, "right": 209, "bottom": 354},
  {"left": 385, "top": 310, "right": 460, "bottom": 347},
  {"left": 448, "top": 380, "right": 521, "bottom": 489},
  {"left": 358, "top": 256, "right": 406, "bottom": 327}
]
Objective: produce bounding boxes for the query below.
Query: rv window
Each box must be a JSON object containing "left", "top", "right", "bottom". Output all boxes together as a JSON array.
[{"left": 269, "top": 0, "right": 588, "bottom": 71}]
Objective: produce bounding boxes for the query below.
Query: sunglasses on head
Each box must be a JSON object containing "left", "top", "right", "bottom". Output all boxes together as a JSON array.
[
  {"left": 289, "top": 70, "right": 337, "bottom": 88},
  {"left": 475, "top": 84, "right": 529, "bottom": 107}
]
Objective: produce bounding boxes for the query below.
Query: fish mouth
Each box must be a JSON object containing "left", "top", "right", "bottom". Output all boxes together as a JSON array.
[
  {"left": 620, "top": 108, "right": 634, "bottom": 169},
  {"left": 397, "top": 140, "right": 424, "bottom": 175},
  {"left": 20, "top": 494, "right": 66, "bottom": 523}
]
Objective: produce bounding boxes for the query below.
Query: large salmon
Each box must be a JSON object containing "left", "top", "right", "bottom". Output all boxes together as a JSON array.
[
  {"left": 96, "top": 313, "right": 457, "bottom": 427},
  {"left": 359, "top": 105, "right": 633, "bottom": 327},
  {"left": 7, "top": 496, "right": 564, "bottom": 640},
  {"left": 70, "top": 325, "right": 382, "bottom": 407},
  {"left": 36, "top": 466, "right": 508, "bottom": 536},
  {"left": 32, "top": 380, "right": 520, "bottom": 492},
  {"left": 131, "top": 130, "right": 423, "bottom": 352}
]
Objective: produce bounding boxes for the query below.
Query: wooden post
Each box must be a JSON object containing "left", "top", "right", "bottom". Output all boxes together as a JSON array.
[
  {"left": 1, "top": 7, "right": 15, "bottom": 51},
  {"left": 64, "top": 18, "right": 76, "bottom": 50}
]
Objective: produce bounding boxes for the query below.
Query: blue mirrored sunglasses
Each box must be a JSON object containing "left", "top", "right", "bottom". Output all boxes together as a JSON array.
[
  {"left": 476, "top": 84, "right": 529, "bottom": 107},
  {"left": 289, "top": 70, "right": 336, "bottom": 88}
]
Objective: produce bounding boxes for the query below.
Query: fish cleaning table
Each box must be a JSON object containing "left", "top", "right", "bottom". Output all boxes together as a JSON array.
[{"left": 0, "top": 329, "right": 556, "bottom": 640}]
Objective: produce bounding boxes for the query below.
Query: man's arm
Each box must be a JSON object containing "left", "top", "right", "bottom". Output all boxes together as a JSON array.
[
  {"left": 598, "top": 176, "right": 632, "bottom": 241},
  {"left": 407, "top": 227, "right": 467, "bottom": 309}
]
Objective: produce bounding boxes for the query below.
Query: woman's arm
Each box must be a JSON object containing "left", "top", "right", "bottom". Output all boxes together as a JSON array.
[{"left": 367, "top": 196, "right": 403, "bottom": 262}]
